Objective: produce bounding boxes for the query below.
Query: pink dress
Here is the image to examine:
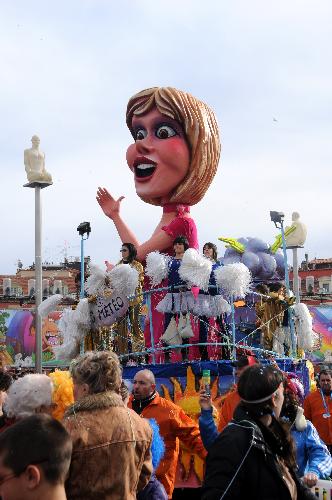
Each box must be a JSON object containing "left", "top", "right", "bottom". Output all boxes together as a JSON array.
[
  {"left": 161, "top": 204, "right": 199, "bottom": 255},
  {"left": 144, "top": 204, "right": 199, "bottom": 362}
]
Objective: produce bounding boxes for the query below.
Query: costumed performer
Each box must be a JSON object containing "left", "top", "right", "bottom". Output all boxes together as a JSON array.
[
  {"left": 147, "top": 236, "right": 194, "bottom": 362},
  {"left": 109, "top": 243, "right": 145, "bottom": 357},
  {"left": 255, "top": 282, "right": 295, "bottom": 354},
  {"left": 194, "top": 242, "right": 231, "bottom": 361}
]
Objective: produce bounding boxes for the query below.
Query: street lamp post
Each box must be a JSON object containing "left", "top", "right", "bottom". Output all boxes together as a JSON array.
[
  {"left": 77, "top": 222, "right": 91, "bottom": 355},
  {"left": 270, "top": 211, "right": 296, "bottom": 356},
  {"left": 77, "top": 222, "right": 91, "bottom": 299},
  {"left": 270, "top": 211, "right": 290, "bottom": 292}
]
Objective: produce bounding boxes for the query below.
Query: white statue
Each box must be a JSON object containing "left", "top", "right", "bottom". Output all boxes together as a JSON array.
[
  {"left": 285, "top": 212, "right": 307, "bottom": 247},
  {"left": 24, "top": 135, "right": 52, "bottom": 183}
]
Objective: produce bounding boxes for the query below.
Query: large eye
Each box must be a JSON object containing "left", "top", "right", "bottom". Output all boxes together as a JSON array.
[
  {"left": 156, "top": 125, "right": 177, "bottom": 139},
  {"left": 135, "top": 128, "right": 147, "bottom": 140}
]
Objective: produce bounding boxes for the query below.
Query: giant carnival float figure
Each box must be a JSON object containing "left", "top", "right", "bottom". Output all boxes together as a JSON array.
[{"left": 97, "top": 87, "right": 221, "bottom": 358}]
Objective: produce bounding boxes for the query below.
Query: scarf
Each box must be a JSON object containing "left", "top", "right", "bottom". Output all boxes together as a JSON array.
[{"left": 132, "top": 391, "right": 157, "bottom": 415}]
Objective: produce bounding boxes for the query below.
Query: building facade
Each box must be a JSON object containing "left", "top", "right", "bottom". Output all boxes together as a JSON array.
[{"left": 290, "top": 256, "right": 332, "bottom": 306}]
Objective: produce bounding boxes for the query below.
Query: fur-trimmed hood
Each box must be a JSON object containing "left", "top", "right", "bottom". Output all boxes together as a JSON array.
[{"left": 65, "top": 391, "right": 124, "bottom": 416}]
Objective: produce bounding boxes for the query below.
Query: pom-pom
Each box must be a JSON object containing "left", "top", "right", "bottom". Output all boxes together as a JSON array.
[
  {"left": 38, "top": 294, "right": 63, "bottom": 317},
  {"left": 108, "top": 264, "right": 139, "bottom": 297},
  {"left": 145, "top": 251, "right": 170, "bottom": 286},
  {"left": 293, "top": 303, "right": 314, "bottom": 350},
  {"left": 179, "top": 249, "right": 212, "bottom": 291},
  {"left": 214, "top": 263, "right": 251, "bottom": 298},
  {"left": 85, "top": 264, "right": 107, "bottom": 295}
]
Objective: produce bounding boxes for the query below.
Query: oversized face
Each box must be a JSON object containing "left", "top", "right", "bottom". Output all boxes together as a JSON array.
[{"left": 126, "top": 108, "right": 190, "bottom": 204}]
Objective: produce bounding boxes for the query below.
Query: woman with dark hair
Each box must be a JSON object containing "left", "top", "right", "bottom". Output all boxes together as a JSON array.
[
  {"left": 194, "top": 242, "right": 230, "bottom": 361},
  {"left": 202, "top": 365, "right": 316, "bottom": 500},
  {"left": 155, "top": 236, "right": 193, "bottom": 362},
  {"left": 115, "top": 242, "right": 145, "bottom": 357}
]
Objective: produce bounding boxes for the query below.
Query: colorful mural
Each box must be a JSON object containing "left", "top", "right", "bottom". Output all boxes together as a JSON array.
[
  {"left": 1, "top": 304, "right": 331, "bottom": 366},
  {"left": 0, "top": 309, "right": 62, "bottom": 362},
  {"left": 308, "top": 305, "right": 332, "bottom": 362}
]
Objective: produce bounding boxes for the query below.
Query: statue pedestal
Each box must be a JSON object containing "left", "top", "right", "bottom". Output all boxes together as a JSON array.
[
  {"left": 23, "top": 180, "right": 53, "bottom": 189},
  {"left": 24, "top": 181, "right": 52, "bottom": 373},
  {"left": 287, "top": 245, "right": 304, "bottom": 304}
]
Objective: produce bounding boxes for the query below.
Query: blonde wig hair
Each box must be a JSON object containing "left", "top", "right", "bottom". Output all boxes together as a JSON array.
[
  {"left": 126, "top": 87, "right": 221, "bottom": 206},
  {"left": 49, "top": 370, "right": 74, "bottom": 421},
  {"left": 70, "top": 351, "right": 122, "bottom": 395},
  {"left": 4, "top": 374, "right": 53, "bottom": 419}
]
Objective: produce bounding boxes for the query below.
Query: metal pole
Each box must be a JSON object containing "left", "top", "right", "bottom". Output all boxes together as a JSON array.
[
  {"left": 80, "top": 236, "right": 85, "bottom": 354},
  {"left": 146, "top": 292, "right": 156, "bottom": 364},
  {"left": 292, "top": 247, "right": 300, "bottom": 304},
  {"left": 230, "top": 295, "right": 236, "bottom": 360},
  {"left": 80, "top": 236, "right": 85, "bottom": 299},
  {"left": 35, "top": 186, "right": 42, "bottom": 373},
  {"left": 280, "top": 221, "right": 296, "bottom": 356},
  {"left": 280, "top": 221, "right": 290, "bottom": 293}
]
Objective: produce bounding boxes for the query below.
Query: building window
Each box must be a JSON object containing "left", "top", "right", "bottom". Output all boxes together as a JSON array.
[
  {"left": 306, "top": 276, "right": 314, "bottom": 294},
  {"left": 322, "top": 283, "right": 330, "bottom": 293}
]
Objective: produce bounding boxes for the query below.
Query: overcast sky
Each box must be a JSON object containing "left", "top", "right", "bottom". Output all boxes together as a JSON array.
[{"left": 1, "top": 0, "right": 331, "bottom": 275}]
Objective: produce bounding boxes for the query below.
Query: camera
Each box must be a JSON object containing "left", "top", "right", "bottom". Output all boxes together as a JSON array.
[
  {"left": 270, "top": 211, "right": 284, "bottom": 225},
  {"left": 77, "top": 221, "right": 91, "bottom": 237}
]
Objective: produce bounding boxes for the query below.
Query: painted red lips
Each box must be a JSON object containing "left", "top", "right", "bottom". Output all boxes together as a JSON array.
[{"left": 133, "top": 156, "right": 157, "bottom": 180}]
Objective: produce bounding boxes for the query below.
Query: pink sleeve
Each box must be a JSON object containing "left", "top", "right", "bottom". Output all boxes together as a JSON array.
[{"left": 162, "top": 216, "right": 199, "bottom": 250}]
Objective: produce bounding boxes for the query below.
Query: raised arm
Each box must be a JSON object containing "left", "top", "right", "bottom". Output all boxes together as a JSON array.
[
  {"left": 97, "top": 187, "right": 172, "bottom": 261},
  {"left": 97, "top": 187, "right": 139, "bottom": 244}
]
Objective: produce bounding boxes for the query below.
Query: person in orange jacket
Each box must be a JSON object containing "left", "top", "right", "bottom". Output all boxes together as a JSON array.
[
  {"left": 217, "top": 355, "right": 259, "bottom": 432},
  {"left": 304, "top": 369, "right": 332, "bottom": 453},
  {"left": 128, "top": 369, "right": 207, "bottom": 498}
]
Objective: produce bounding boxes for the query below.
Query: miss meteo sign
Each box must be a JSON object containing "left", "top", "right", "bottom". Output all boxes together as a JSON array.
[{"left": 90, "top": 293, "right": 129, "bottom": 328}]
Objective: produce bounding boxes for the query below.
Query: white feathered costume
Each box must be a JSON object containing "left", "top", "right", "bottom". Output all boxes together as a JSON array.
[{"left": 38, "top": 263, "right": 139, "bottom": 361}]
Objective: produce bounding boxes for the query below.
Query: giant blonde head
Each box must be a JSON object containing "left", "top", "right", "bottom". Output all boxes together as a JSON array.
[{"left": 126, "top": 87, "right": 221, "bottom": 206}]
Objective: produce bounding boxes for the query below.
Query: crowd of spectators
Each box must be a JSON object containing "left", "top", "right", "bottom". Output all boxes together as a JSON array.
[{"left": 0, "top": 353, "right": 330, "bottom": 499}]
